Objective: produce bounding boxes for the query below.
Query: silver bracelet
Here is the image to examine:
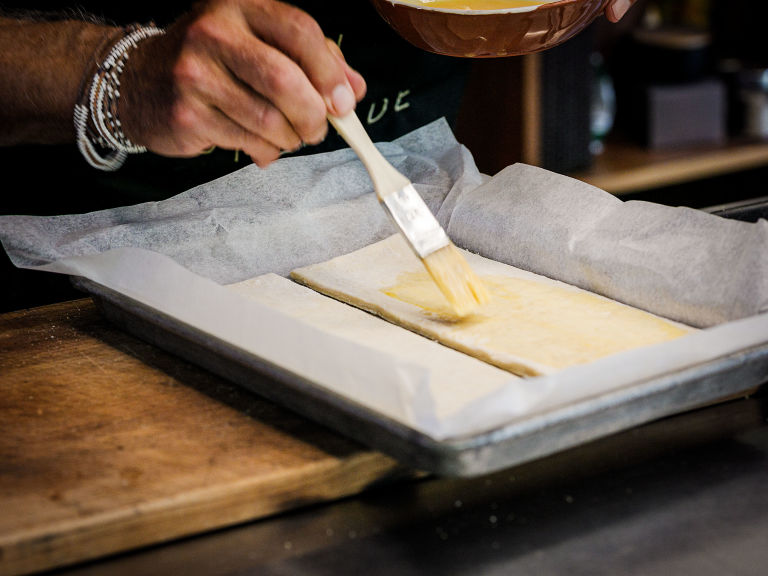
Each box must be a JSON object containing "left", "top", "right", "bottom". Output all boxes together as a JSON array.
[{"left": 74, "top": 24, "right": 165, "bottom": 171}]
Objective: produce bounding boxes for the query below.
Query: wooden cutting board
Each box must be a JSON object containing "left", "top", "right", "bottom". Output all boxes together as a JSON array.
[{"left": 0, "top": 299, "right": 401, "bottom": 576}]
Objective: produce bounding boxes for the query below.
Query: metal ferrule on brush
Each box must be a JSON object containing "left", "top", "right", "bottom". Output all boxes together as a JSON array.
[{"left": 382, "top": 184, "right": 450, "bottom": 259}]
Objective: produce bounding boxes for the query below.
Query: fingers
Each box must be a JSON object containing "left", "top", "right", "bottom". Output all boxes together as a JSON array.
[
  {"left": 187, "top": 50, "right": 303, "bottom": 152},
  {"left": 184, "top": 100, "right": 283, "bottom": 166},
  {"left": 605, "top": 0, "right": 635, "bottom": 23},
  {"left": 120, "top": 0, "right": 367, "bottom": 167},
  {"left": 244, "top": 2, "right": 356, "bottom": 115},
  {"left": 206, "top": 107, "right": 283, "bottom": 167},
  {"left": 326, "top": 38, "right": 367, "bottom": 103},
  {"left": 220, "top": 31, "right": 330, "bottom": 145}
]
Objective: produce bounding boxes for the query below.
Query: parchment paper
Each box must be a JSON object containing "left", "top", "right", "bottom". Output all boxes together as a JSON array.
[
  {"left": 24, "top": 245, "right": 768, "bottom": 441},
  {"left": 0, "top": 119, "right": 482, "bottom": 282},
  {"left": 445, "top": 163, "right": 768, "bottom": 327},
  {"left": 1, "top": 119, "right": 767, "bottom": 440}
]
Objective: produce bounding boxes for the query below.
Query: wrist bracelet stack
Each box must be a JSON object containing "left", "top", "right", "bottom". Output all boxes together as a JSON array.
[{"left": 74, "top": 23, "right": 165, "bottom": 171}]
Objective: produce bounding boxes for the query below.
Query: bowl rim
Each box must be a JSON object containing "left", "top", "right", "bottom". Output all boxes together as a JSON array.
[{"left": 382, "top": 0, "right": 581, "bottom": 16}]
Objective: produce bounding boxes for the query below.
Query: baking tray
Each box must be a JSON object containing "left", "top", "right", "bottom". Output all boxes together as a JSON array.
[
  {"left": 70, "top": 201, "right": 768, "bottom": 478},
  {"left": 70, "top": 274, "right": 768, "bottom": 478}
]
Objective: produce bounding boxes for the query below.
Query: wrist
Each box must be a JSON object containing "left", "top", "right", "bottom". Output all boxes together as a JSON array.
[{"left": 74, "top": 23, "right": 166, "bottom": 171}]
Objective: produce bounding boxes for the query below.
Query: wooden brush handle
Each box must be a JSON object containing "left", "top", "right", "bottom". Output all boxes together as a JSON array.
[{"left": 328, "top": 112, "right": 410, "bottom": 199}]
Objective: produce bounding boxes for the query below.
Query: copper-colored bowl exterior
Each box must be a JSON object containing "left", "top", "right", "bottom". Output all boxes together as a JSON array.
[{"left": 370, "top": 0, "right": 610, "bottom": 57}]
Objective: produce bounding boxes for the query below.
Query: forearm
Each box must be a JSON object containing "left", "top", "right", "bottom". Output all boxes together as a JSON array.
[{"left": 0, "top": 16, "right": 119, "bottom": 145}]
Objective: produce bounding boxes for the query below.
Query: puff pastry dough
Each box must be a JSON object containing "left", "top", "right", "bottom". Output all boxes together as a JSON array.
[{"left": 291, "top": 235, "right": 692, "bottom": 377}]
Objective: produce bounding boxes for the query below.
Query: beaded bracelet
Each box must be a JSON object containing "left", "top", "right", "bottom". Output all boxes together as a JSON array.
[{"left": 74, "top": 23, "right": 165, "bottom": 171}]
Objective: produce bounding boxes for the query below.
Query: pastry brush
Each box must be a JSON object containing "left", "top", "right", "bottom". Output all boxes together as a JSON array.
[{"left": 328, "top": 111, "right": 488, "bottom": 317}]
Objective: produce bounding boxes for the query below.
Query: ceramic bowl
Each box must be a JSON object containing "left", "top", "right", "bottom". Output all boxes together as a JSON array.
[{"left": 369, "top": 0, "right": 610, "bottom": 57}]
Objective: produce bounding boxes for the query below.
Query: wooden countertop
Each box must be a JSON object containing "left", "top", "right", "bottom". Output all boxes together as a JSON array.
[{"left": 0, "top": 299, "right": 401, "bottom": 576}]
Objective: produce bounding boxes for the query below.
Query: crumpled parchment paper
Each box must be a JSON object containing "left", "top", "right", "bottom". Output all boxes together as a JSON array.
[{"left": 445, "top": 163, "right": 768, "bottom": 327}]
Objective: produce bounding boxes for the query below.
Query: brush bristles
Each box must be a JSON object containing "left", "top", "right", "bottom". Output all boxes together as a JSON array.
[{"left": 422, "top": 243, "right": 490, "bottom": 317}]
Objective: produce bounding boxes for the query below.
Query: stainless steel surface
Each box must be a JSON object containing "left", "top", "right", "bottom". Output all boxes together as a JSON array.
[
  {"left": 72, "top": 275, "right": 768, "bottom": 478},
  {"left": 704, "top": 195, "right": 768, "bottom": 222},
  {"left": 53, "top": 393, "right": 768, "bottom": 576}
]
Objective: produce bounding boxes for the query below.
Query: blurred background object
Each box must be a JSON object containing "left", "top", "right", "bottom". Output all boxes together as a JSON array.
[
  {"left": 609, "top": 0, "right": 726, "bottom": 150},
  {"left": 590, "top": 51, "right": 616, "bottom": 156},
  {"left": 738, "top": 69, "right": 768, "bottom": 140},
  {"left": 455, "top": 0, "right": 768, "bottom": 208}
]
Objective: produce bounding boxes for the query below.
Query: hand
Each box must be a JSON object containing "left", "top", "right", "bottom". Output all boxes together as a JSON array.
[
  {"left": 604, "top": 0, "right": 638, "bottom": 23},
  {"left": 119, "top": 0, "right": 367, "bottom": 167}
]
